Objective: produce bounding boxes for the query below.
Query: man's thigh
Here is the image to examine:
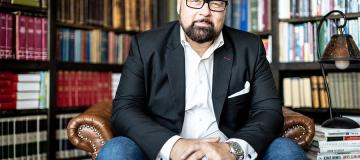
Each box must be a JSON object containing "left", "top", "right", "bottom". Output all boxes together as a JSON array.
[
  {"left": 261, "top": 137, "right": 306, "bottom": 160},
  {"left": 97, "top": 136, "right": 146, "bottom": 160}
]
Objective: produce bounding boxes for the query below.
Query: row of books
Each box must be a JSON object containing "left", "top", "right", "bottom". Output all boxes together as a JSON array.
[
  {"left": 278, "top": 18, "right": 360, "bottom": 63},
  {"left": 56, "top": 0, "right": 152, "bottom": 31},
  {"left": 283, "top": 72, "right": 360, "bottom": 109},
  {"left": 57, "top": 28, "right": 131, "bottom": 64},
  {"left": 278, "top": 0, "right": 360, "bottom": 19},
  {"left": 0, "top": 114, "right": 89, "bottom": 160},
  {"left": 0, "top": 0, "right": 47, "bottom": 8},
  {"left": 56, "top": 113, "right": 88, "bottom": 159},
  {"left": 0, "top": 115, "right": 47, "bottom": 159},
  {"left": 0, "top": 72, "right": 49, "bottom": 110},
  {"left": 283, "top": 76, "right": 328, "bottom": 109},
  {"left": 306, "top": 123, "right": 360, "bottom": 160},
  {"left": 56, "top": 71, "right": 112, "bottom": 108},
  {"left": 328, "top": 72, "right": 360, "bottom": 109},
  {"left": 225, "top": 0, "right": 271, "bottom": 32},
  {"left": 0, "top": 13, "right": 48, "bottom": 61}
]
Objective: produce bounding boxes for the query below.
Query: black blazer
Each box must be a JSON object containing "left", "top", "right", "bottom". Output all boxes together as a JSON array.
[{"left": 112, "top": 21, "right": 283, "bottom": 159}]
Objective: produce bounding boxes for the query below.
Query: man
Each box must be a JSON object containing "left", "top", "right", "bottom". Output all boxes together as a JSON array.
[{"left": 98, "top": 0, "right": 306, "bottom": 159}]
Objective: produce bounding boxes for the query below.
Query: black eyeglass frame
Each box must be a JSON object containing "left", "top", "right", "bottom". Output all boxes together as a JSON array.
[{"left": 186, "top": 0, "right": 229, "bottom": 12}]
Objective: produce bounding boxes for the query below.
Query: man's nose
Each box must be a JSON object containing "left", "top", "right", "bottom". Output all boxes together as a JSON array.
[{"left": 198, "top": 2, "right": 211, "bottom": 16}]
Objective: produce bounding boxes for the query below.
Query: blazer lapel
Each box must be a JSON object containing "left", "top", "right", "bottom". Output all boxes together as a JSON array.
[
  {"left": 212, "top": 36, "right": 233, "bottom": 122},
  {"left": 165, "top": 24, "right": 186, "bottom": 113}
]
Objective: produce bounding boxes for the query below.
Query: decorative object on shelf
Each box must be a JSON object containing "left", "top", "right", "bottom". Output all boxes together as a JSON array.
[{"left": 317, "top": 10, "right": 360, "bottom": 129}]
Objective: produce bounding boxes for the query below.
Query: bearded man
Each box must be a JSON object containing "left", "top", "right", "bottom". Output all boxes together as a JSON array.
[{"left": 98, "top": 0, "right": 306, "bottom": 159}]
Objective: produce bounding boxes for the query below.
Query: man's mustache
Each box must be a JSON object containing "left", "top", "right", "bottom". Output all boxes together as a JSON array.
[{"left": 192, "top": 19, "right": 214, "bottom": 26}]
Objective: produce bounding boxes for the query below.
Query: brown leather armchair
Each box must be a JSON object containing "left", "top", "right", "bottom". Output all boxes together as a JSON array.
[{"left": 67, "top": 101, "right": 315, "bottom": 159}]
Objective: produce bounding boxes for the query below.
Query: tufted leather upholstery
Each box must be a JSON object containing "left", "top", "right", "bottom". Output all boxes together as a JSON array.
[{"left": 67, "top": 101, "right": 315, "bottom": 159}]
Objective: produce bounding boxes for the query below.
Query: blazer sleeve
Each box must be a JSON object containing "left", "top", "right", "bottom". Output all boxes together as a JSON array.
[
  {"left": 111, "top": 36, "right": 176, "bottom": 159},
  {"left": 233, "top": 37, "right": 283, "bottom": 155}
]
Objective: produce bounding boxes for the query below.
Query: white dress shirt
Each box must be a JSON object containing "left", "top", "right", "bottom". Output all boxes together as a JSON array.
[{"left": 156, "top": 27, "right": 257, "bottom": 160}]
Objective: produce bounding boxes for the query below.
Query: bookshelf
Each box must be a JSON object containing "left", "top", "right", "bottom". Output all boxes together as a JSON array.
[
  {"left": 1, "top": 0, "right": 359, "bottom": 159},
  {"left": 0, "top": 0, "right": 162, "bottom": 159},
  {"left": 273, "top": 0, "right": 360, "bottom": 123}
]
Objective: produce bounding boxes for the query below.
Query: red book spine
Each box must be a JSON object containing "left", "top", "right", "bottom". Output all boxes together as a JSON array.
[
  {"left": 85, "top": 72, "right": 91, "bottom": 106},
  {"left": 0, "top": 13, "right": 6, "bottom": 59},
  {"left": 0, "top": 102, "right": 16, "bottom": 110},
  {"left": 68, "top": 71, "right": 74, "bottom": 107},
  {"left": 16, "top": 15, "right": 27, "bottom": 60},
  {"left": 56, "top": 71, "right": 64, "bottom": 108},
  {"left": 26, "top": 16, "right": 35, "bottom": 60},
  {"left": 90, "top": 71, "right": 95, "bottom": 105},
  {"left": 0, "top": 93, "right": 16, "bottom": 102},
  {"left": 5, "top": 14, "right": 13, "bottom": 59},
  {"left": 0, "top": 80, "right": 14, "bottom": 86},
  {"left": 107, "top": 72, "right": 112, "bottom": 101},
  {"left": 0, "top": 72, "right": 18, "bottom": 81},
  {"left": 74, "top": 71, "right": 79, "bottom": 107},
  {"left": 34, "top": 17, "right": 42, "bottom": 61},
  {"left": 41, "top": 18, "right": 48, "bottom": 60},
  {"left": 0, "top": 86, "right": 17, "bottom": 94}
]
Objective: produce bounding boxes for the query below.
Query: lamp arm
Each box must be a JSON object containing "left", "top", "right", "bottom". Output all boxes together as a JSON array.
[{"left": 316, "top": 10, "right": 346, "bottom": 119}]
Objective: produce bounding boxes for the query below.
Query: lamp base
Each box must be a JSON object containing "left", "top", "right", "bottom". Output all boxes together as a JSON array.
[{"left": 321, "top": 117, "right": 360, "bottom": 129}]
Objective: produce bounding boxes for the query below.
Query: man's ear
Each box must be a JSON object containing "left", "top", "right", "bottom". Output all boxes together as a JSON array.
[{"left": 177, "top": 0, "right": 181, "bottom": 14}]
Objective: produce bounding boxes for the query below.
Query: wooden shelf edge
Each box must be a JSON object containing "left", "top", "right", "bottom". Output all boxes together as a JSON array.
[
  {"left": 277, "top": 62, "right": 360, "bottom": 71},
  {"left": 0, "top": 109, "right": 48, "bottom": 117},
  {"left": 290, "top": 108, "right": 360, "bottom": 114},
  {"left": 0, "top": 59, "right": 51, "bottom": 71},
  {"left": 56, "top": 62, "right": 123, "bottom": 72},
  {"left": 279, "top": 13, "right": 360, "bottom": 23},
  {"left": 0, "top": 3, "right": 47, "bottom": 14},
  {"left": 55, "top": 107, "right": 88, "bottom": 114},
  {"left": 56, "top": 22, "right": 139, "bottom": 34}
]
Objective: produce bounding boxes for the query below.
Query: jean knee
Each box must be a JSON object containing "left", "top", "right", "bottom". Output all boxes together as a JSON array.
[
  {"left": 97, "top": 137, "right": 145, "bottom": 160},
  {"left": 262, "top": 137, "right": 306, "bottom": 160}
]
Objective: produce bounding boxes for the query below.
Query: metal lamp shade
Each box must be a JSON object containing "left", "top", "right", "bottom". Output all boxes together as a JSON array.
[{"left": 320, "top": 34, "right": 360, "bottom": 63}]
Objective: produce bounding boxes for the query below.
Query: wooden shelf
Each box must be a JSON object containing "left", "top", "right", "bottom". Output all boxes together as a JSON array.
[
  {"left": 56, "top": 62, "right": 123, "bottom": 72},
  {"left": 0, "top": 3, "right": 47, "bottom": 15},
  {"left": 279, "top": 13, "right": 360, "bottom": 23},
  {"left": 291, "top": 108, "right": 360, "bottom": 115},
  {"left": 55, "top": 107, "right": 88, "bottom": 114},
  {"left": 277, "top": 62, "right": 360, "bottom": 71},
  {"left": 0, "top": 109, "right": 48, "bottom": 118},
  {"left": 0, "top": 59, "right": 50, "bottom": 71},
  {"left": 57, "top": 22, "right": 139, "bottom": 34},
  {"left": 252, "top": 31, "right": 272, "bottom": 37}
]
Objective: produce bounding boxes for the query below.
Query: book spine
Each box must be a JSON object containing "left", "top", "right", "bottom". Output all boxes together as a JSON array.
[
  {"left": 0, "top": 13, "right": 6, "bottom": 59},
  {"left": 26, "top": 16, "right": 35, "bottom": 60},
  {"left": 41, "top": 18, "right": 48, "bottom": 61},
  {"left": 5, "top": 14, "right": 13, "bottom": 59},
  {"left": 16, "top": 15, "right": 27, "bottom": 60},
  {"left": 34, "top": 17, "right": 42, "bottom": 61}
]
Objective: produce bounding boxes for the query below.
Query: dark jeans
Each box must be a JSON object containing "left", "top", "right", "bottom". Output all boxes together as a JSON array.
[{"left": 97, "top": 137, "right": 306, "bottom": 160}]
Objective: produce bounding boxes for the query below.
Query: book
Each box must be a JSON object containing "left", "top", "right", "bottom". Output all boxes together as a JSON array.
[
  {"left": 11, "top": 0, "right": 40, "bottom": 7},
  {"left": 316, "top": 125, "right": 360, "bottom": 137}
]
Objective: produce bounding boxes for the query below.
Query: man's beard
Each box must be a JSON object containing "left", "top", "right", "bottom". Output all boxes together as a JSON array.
[{"left": 181, "top": 19, "right": 220, "bottom": 43}]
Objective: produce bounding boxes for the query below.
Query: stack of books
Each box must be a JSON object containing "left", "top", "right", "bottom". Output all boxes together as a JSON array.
[
  {"left": 308, "top": 124, "right": 360, "bottom": 160},
  {"left": 0, "top": 72, "right": 49, "bottom": 110}
]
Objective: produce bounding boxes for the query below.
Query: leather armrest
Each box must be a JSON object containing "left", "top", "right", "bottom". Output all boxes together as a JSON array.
[
  {"left": 282, "top": 107, "right": 315, "bottom": 147},
  {"left": 67, "top": 101, "right": 113, "bottom": 159}
]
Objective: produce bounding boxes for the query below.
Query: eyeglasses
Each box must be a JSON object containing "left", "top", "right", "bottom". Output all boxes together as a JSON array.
[{"left": 186, "top": 0, "right": 228, "bottom": 12}]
